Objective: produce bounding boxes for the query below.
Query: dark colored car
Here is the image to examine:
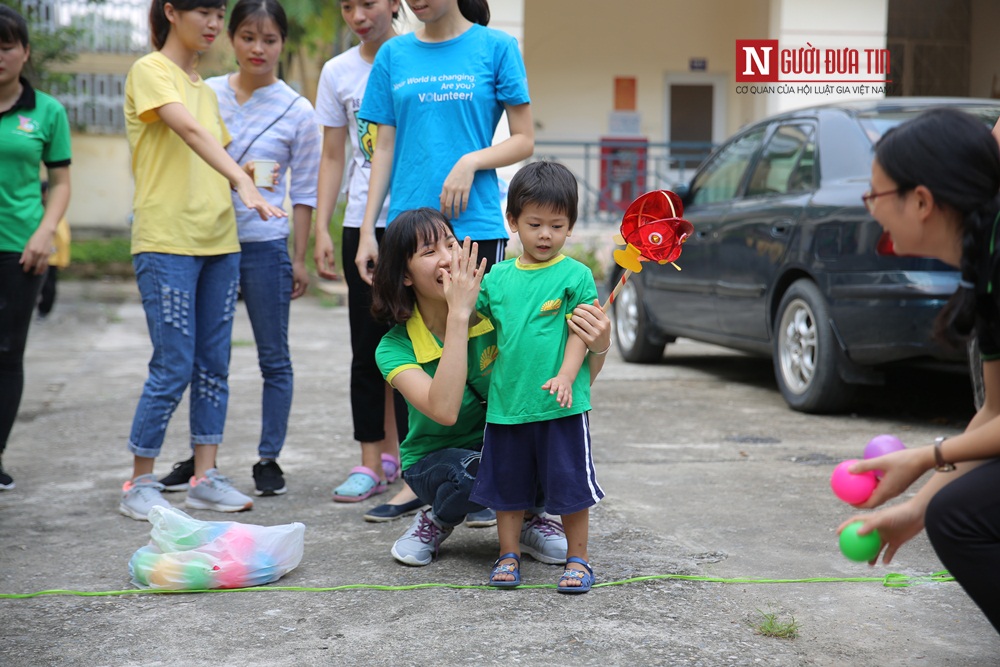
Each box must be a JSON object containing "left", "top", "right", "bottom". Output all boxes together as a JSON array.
[{"left": 609, "top": 98, "right": 1000, "bottom": 413}]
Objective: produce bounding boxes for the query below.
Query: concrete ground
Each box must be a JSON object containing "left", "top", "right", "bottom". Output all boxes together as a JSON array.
[{"left": 2, "top": 278, "right": 999, "bottom": 666}]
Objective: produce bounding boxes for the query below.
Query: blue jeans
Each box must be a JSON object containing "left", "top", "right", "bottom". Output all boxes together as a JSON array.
[
  {"left": 402, "top": 448, "right": 486, "bottom": 528},
  {"left": 239, "top": 239, "right": 293, "bottom": 460},
  {"left": 127, "top": 252, "right": 240, "bottom": 458}
]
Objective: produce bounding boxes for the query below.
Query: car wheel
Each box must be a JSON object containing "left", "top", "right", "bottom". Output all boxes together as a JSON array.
[
  {"left": 772, "top": 279, "right": 851, "bottom": 413},
  {"left": 612, "top": 273, "right": 667, "bottom": 363}
]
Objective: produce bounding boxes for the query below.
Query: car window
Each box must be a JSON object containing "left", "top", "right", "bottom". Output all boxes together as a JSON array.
[
  {"left": 746, "top": 124, "right": 817, "bottom": 197},
  {"left": 689, "top": 128, "right": 765, "bottom": 206}
]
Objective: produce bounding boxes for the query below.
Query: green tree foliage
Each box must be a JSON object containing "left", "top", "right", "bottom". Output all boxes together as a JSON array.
[
  {"left": 0, "top": 0, "right": 94, "bottom": 92},
  {"left": 278, "top": 0, "right": 351, "bottom": 82}
]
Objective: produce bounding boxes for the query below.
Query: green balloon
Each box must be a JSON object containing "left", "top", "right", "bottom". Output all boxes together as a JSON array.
[{"left": 839, "top": 521, "right": 881, "bottom": 562}]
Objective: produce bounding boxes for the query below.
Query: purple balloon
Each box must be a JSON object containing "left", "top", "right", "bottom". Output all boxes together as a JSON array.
[{"left": 863, "top": 434, "right": 906, "bottom": 478}]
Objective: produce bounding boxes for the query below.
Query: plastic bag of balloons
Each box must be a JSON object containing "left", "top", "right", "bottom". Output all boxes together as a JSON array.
[{"left": 128, "top": 506, "right": 305, "bottom": 590}]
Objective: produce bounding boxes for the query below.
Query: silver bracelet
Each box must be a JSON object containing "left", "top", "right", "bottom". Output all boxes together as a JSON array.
[{"left": 590, "top": 340, "right": 613, "bottom": 356}]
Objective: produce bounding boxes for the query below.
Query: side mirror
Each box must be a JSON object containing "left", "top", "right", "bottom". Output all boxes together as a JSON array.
[{"left": 672, "top": 183, "right": 691, "bottom": 205}]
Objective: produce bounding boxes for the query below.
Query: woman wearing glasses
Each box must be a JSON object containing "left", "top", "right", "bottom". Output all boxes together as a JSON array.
[{"left": 844, "top": 107, "right": 1000, "bottom": 635}]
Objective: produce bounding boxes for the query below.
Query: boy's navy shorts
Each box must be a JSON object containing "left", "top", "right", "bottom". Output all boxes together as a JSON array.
[{"left": 470, "top": 412, "right": 604, "bottom": 516}]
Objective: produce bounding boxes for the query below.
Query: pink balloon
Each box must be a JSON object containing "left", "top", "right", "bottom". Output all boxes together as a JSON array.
[{"left": 830, "top": 459, "right": 878, "bottom": 505}]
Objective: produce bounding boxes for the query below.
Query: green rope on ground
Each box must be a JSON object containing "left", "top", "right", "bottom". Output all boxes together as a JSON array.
[{"left": 0, "top": 570, "right": 954, "bottom": 599}]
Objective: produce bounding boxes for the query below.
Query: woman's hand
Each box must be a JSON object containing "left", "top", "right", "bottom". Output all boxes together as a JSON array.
[
  {"left": 291, "top": 259, "right": 309, "bottom": 299},
  {"left": 849, "top": 447, "right": 935, "bottom": 508},
  {"left": 440, "top": 154, "right": 476, "bottom": 219},
  {"left": 233, "top": 178, "right": 287, "bottom": 221},
  {"left": 569, "top": 299, "right": 612, "bottom": 354},
  {"left": 21, "top": 226, "right": 55, "bottom": 275},
  {"left": 838, "top": 500, "right": 925, "bottom": 565},
  {"left": 441, "top": 236, "right": 485, "bottom": 317},
  {"left": 355, "top": 232, "right": 380, "bottom": 286},
  {"left": 314, "top": 231, "right": 337, "bottom": 280}
]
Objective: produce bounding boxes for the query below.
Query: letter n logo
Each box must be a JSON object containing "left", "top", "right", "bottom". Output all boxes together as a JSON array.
[{"left": 736, "top": 40, "right": 778, "bottom": 82}]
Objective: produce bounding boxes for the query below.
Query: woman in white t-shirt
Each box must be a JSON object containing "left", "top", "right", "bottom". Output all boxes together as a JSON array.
[{"left": 314, "top": 0, "right": 419, "bottom": 518}]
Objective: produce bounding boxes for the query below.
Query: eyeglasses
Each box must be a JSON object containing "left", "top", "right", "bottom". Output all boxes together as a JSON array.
[{"left": 861, "top": 188, "right": 900, "bottom": 214}]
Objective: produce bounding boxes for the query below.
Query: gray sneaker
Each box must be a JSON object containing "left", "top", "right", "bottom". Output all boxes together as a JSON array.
[
  {"left": 520, "top": 514, "right": 568, "bottom": 564},
  {"left": 184, "top": 468, "right": 253, "bottom": 512},
  {"left": 119, "top": 474, "right": 171, "bottom": 521},
  {"left": 391, "top": 509, "right": 454, "bottom": 566}
]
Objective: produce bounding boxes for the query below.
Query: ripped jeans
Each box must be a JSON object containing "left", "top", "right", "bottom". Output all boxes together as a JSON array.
[
  {"left": 127, "top": 252, "right": 240, "bottom": 458},
  {"left": 402, "top": 447, "right": 487, "bottom": 528}
]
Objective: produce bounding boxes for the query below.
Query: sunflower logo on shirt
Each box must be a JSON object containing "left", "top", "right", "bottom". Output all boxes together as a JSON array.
[
  {"left": 16, "top": 115, "right": 37, "bottom": 134},
  {"left": 480, "top": 345, "right": 498, "bottom": 371},
  {"left": 539, "top": 299, "right": 562, "bottom": 315}
]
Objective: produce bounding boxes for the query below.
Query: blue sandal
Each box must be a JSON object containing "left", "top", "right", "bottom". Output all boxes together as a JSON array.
[
  {"left": 332, "top": 466, "right": 387, "bottom": 503},
  {"left": 556, "top": 556, "right": 594, "bottom": 594},
  {"left": 489, "top": 552, "right": 521, "bottom": 588}
]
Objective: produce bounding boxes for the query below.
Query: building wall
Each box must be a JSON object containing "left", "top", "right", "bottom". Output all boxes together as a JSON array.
[
  {"left": 65, "top": 133, "right": 134, "bottom": 231},
  {"left": 523, "top": 0, "right": 771, "bottom": 143},
  {"left": 969, "top": 0, "right": 1000, "bottom": 99}
]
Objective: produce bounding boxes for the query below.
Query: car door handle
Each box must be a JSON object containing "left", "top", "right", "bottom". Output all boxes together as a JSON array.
[{"left": 771, "top": 221, "right": 792, "bottom": 237}]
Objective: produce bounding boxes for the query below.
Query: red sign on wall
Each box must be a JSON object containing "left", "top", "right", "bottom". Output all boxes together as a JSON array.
[{"left": 736, "top": 40, "right": 779, "bottom": 82}]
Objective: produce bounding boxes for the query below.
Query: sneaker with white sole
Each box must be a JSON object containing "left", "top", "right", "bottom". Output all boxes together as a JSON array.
[
  {"left": 158, "top": 456, "right": 195, "bottom": 492},
  {"left": 519, "top": 514, "right": 568, "bottom": 564},
  {"left": 0, "top": 465, "right": 14, "bottom": 491},
  {"left": 465, "top": 507, "right": 497, "bottom": 527},
  {"left": 185, "top": 468, "right": 253, "bottom": 512},
  {"left": 119, "top": 474, "right": 171, "bottom": 521},
  {"left": 252, "top": 460, "right": 286, "bottom": 496},
  {"left": 391, "top": 509, "right": 453, "bottom": 566}
]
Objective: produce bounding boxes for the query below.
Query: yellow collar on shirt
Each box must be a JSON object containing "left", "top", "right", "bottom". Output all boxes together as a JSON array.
[{"left": 406, "top": 304, "right": 495, "bottom": 364}]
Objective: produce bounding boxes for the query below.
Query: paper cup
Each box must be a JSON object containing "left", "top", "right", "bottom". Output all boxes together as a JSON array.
[{"left": 253, "top": 159, "right": 277, "bottom": 187}]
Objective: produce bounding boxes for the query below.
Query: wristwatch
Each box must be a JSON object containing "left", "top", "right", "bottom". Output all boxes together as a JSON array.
[{"left": 933, "top": 437, "right": 956, "bottom": 472}]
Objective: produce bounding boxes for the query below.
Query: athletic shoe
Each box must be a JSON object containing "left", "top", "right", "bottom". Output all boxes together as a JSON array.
[
  {"left": 252, "top": 460, "right": 287, "bottom": 496},
  {"left": 465, "top": 507, "right": 497, "bottom": 527},
  {"left": 185, "top": 468, "right": 253, "bottom": 512},
  {"left": 363, "top": 497, "right": 427, "bottom": 523},
  {"left": 520, "top": 514, "right": 568, "bottom": 564},
  {"left": 0, "top": 465, "right": 14, "bottom": 491},
  {"left": 391, "top": 509, "right": 453, "bottom": 566},
  {"left": 158, "top": 456, "right": 195, "bottom": 492},
  {"left": 119, "top": 474, "right": 171, "bottom": 521}
]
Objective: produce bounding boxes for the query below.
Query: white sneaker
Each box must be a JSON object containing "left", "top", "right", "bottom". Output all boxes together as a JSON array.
[
  {"left": 185, "top": 468, "right": 253, "bottom": 512},
  {"left": 119, "top": 474, "right": 171, "bottom": 521}
]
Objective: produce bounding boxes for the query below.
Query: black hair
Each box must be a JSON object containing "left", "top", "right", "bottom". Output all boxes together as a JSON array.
[
  {"left": 227, "top": 0, "right": 288, "bottom": 41},
  {"left": 505, "top": 160, "right": 579, "bottom": 227},
  {"left": 457, "top": 0, "right": 489, "bottom": 25},
  {"left": 371, "top": 208, "right": 454, "bottom": 324},
  {"left": 875, "top": 107, "right": 1000, "bottom": 349},
  {"left": 0, "top": 5, "right": 30, "bottom": 48},
  {"left": 149, "top": 0, "right": 228, "bottom": 51}
]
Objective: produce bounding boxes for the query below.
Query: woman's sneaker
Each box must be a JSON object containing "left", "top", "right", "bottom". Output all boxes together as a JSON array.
[
  {"left": 519, "top": 515, "right": 568, "bottom": 564},
  {"left": 391, "top": 509, "right": 453, "bottom": 566},
  {"left": 158, "top": 456, "right": 195, "bottom": 492},
  {"left": 252, "top": 460, "right": 287, "bottom": 496},
  {"left": 0, "top": 465, "right": 14, "bottom": 491},
  {"left": 119, "top": 474, "right": 171, "bottom": 521},
  {"left": 185, "top": 469, "right": 253, "bottom": 512},
  {"left": 465, "top": 507, "right": 497, "bottom": 527}
]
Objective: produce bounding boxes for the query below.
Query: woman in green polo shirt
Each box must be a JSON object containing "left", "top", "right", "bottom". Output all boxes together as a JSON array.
[
  {"left": 370, "top": 207, "right": 611, "bottom": 568},
  {"left": 0, "top": 6, "right": 72, "bottom": 491}
]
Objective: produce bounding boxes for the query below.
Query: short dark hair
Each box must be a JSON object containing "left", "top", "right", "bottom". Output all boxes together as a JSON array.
[
  {"left": 149, "top": 0, "right": 228, "bottom": 50},
  {"left": 0, "top": 5, "right": 30, "bottom": 48},
  {"left": 371, "top": 208, "right": 454, "bottom": 324},
  {"left": 228, "top": 0, "right": 288, "bottom": 41},
  {"left": 505, "top": 161, "right": 579, "bottom": 227}
]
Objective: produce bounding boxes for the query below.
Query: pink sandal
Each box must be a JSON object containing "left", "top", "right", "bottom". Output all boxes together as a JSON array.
[
  {"left": 332, "top": 466, "right": 387, "bottom": 503},
  {"left": 381, "top": 453, "right": 401, "bottom": 484}
]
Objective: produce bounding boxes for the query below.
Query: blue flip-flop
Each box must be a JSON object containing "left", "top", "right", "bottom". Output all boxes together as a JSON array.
[
  {"left": 556, "top": 556, "right": 594, "bottom": 594},
  {"left": 489, "top": 552, "right": 521, "bottom": 588}
]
